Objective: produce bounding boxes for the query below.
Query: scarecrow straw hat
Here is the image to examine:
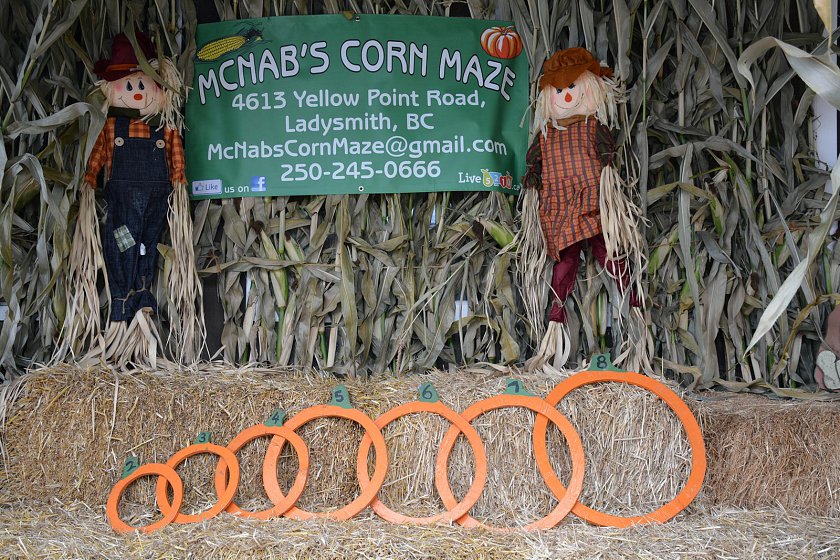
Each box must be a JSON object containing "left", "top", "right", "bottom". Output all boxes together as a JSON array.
[
  {"left": 93, "top": 31, "right": 156, "bottom": 81},
  {"left": 538, "top": 47, "right": 613, "bottom": 90}
]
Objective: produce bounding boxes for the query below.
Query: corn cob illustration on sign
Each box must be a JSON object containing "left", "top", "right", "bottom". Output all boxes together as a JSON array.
[{"left": 186, "top": 15, "right": 529, "bottom": 198}]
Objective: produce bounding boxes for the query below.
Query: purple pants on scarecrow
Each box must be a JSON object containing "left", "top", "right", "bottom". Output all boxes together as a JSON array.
[{"left": 549, "top": 233, "right": 638, "bottom": 323}]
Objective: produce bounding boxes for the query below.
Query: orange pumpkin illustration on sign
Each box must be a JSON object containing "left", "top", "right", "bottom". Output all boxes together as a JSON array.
[{"left": 480, "top": 26, "right": 522, "bottom": 59}]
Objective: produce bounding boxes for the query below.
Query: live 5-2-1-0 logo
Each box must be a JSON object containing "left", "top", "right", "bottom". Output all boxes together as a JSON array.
[{"left": 481, "top": 169, "right": 513, "bottom": 190}]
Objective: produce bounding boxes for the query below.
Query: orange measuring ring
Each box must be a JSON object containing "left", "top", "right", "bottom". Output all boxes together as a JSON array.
[
  {"left": 156, "top": 442, "right": 240, "bottom": 524},
  {"left": 262, "top": 404, "right": 388, "bottom": 521},
  {"left": 435, "top": 394, "right": 585, "bottom": 531},
  {"left": 214, "top": 424, "right": 310, "bottom": 520},
  {"left": 107, "top": 463, "right": 184, "bottom": 533},
  {"left": 532, "top": 370, "right": 707, "bottom": 527},
  {"left": 356, "top": 400, "right": 488, "bottom": 525}
]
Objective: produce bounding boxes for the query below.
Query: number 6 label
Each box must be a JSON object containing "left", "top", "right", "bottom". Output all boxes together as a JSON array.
[{"left": 418, "top": 383, "right": 440, "bottom": 403}]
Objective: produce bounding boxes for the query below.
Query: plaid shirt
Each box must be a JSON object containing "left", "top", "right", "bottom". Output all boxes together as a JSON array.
[
  {"left": 522, "top": 117, "right": 614, "bottom": 259},
  {"left": 84, "top": 117, "right": 186, "bottom": 188}
]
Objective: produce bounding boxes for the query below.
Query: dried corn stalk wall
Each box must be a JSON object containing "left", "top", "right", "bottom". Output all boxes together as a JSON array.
[
  {"left": 197, "top": 191, "right": 521, "bottom": 373},
  {"left": 0, "top": 0, "right": 835, "bottom": 389}
]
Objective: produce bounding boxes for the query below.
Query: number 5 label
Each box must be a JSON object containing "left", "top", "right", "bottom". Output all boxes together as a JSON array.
[{"left": 329, "top": 385, "right": 352, "bottom": 409}]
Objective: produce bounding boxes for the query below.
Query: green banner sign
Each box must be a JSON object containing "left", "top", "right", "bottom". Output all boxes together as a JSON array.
[{"left": 186, "top": 14, "right": 529, "bottom": 198}]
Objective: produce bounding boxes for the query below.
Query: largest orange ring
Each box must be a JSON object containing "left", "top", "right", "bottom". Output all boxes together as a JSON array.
[
  {"left": 532, "top": 370, "right": 707, "bottom": 527},
  {"left": 356, "top": 400, "right": 488, "bottom": 525},
  {"left": 156, "top": 442, "right": 240, "bottom": 524},
  {"left": 435, "top": 394, "right": 585, "bottom": 531},
  {"left": 106, "top": 463, "right": 184, "bottom": 533},
  {"left": 214, "top": 424, "right": 310, "bottom": 520},
  {"left": 262, "top": 404, "right": 388, "bottom": 521}
]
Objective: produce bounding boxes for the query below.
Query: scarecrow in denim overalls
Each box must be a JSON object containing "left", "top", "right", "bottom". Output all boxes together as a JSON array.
[{"left": 73, "top": 31, "right": 203, "bottom": 367}]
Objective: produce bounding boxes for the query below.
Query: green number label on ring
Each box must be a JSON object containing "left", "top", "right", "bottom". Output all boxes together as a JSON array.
[
  {"left": 503, "top": 378, "right": 535, "bottom": 396},
  {"left": 329, "top": 385, "right": 352, "bottom": 409},
  {"left": 265, "top": 408, "right": 286, "bottom": 427},
  {"left": 591, "top": 353, "right": 622, "bottom": 372},
  {"left": 194, "top": 431, "right": 212, "bottom": 444},
  {"left": 418, "top": 383, "right": 440, "bottom": 402},
  {"left": 121, "top": 456, "right": 140, "bottom": 479}
]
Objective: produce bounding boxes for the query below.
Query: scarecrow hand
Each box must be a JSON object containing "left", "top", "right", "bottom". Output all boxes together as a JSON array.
[
  {"left": 168, "top": 128, "right": 187, "bottom": 187},
  {"left": 522, "top": 135, "right": 543, "bottom": 189},
  {"left": 83, "top": 125, "right": 110, "bottom": 189},
  {"left": 595, "top": 123, "right": 617, "bottom": 168}
]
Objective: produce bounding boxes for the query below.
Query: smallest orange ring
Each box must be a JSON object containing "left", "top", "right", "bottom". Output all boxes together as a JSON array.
[
  {"left": 214, "top": 424, "right": 310, "bottom": 520},
  {"left": 357, "top": 400, "right": 488, "bottom": 525},
  {"left": 106, "top": 463, "right": 184, "bottom": 534},
  {"left": 156, "top": 442, "right": 240, "bottom": 524}
]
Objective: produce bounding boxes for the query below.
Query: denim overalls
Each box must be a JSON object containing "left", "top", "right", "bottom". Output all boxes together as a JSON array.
[{"left": 102, "top": 117, "right": 171, "bottom": 321}]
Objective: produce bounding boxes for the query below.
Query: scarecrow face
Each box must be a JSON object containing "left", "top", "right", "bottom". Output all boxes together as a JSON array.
[
  {"left": 106, "top": 71, "right": 164, "bottom": 115},
  {"left": 545, "top": 71, "right": 600, "bottom": 120}
]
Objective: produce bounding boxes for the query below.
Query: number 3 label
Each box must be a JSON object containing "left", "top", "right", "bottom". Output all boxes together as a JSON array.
[{"left": 194, "top": 431, "right": 212, "bottom": 444}]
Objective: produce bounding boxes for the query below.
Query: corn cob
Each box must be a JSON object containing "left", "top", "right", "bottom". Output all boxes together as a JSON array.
[
  {"left": 478, "top": 218, "right": 515, "bottom": 248},
  {"left": 259, "top": 229, "right": 288, "bottom": 362},
  {"left": 196, "top": 28, "right": 262, "bottom": 62}
]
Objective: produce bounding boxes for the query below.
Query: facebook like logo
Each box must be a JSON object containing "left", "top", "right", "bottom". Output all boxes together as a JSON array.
[{"left": 250, "top": 176, "right": 267, "bottom": 192}]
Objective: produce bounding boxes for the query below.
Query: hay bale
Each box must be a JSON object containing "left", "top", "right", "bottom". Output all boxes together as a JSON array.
[
  {"left": 0, "top": 488, "right": 837, "bottom": 559},
  {"left": 4, "top": 364, "right": 840, "bottom": 523},
  {"left": 1, "top": 364, "right": 698, "bottom": 526},
  {"left": 700, "top": 394, "right": 840, "bottom": 517}
]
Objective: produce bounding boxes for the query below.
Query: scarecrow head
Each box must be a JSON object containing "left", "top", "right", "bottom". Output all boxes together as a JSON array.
[
  {"left": 93, "top": 31, "right": 184, "bottom": 128},
  {"left": 533, "top": 47, "right": 620, "bottom": 135}
]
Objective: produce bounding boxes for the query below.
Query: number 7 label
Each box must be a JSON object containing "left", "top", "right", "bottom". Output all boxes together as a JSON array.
[{"left": 503, "top": 378, "right": 535, "bottom": 396}]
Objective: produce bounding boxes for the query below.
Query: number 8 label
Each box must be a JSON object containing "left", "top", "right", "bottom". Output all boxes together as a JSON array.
[{"left": 591, "top": 354, "right": 617, "bottom": 371}]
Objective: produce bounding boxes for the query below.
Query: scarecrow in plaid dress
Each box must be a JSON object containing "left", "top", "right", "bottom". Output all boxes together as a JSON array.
[
  {"left": 66, "top": 30, "right": 203, "bottom": 367},
  {"left": 521, "top": 48, "right": 644, "bottom": 368}
]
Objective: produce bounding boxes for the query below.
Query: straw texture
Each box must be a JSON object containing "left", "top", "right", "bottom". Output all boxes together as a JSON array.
[
  {"left": 0, "top": 492, "right": 838, "bottom": 559},
  {"left": 3, "top": 0, "right": 839, "bottom": 396},
  {"left": 2, "top": 364, "right": 839, "bottom": 521}
]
